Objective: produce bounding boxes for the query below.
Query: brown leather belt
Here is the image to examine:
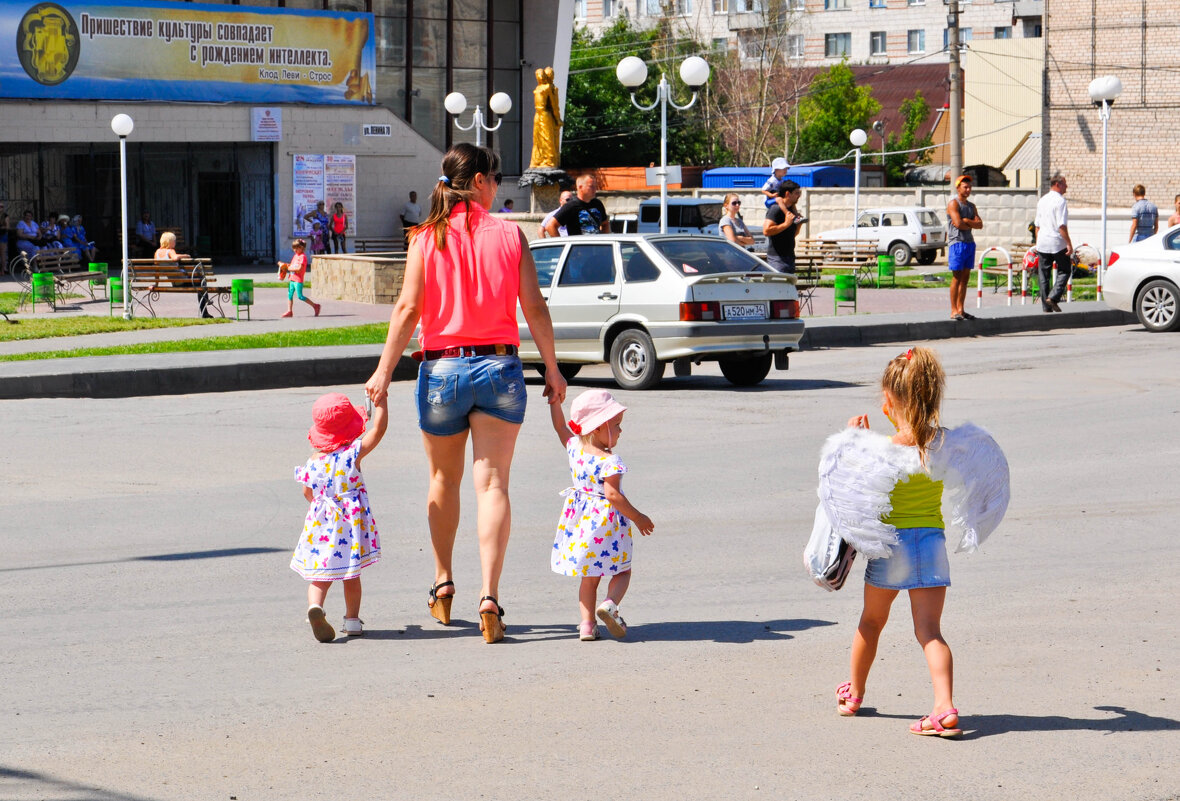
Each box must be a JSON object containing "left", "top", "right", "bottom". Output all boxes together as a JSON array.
[{"left": 418, "top": 343, "right": 518, "bottom": 361}]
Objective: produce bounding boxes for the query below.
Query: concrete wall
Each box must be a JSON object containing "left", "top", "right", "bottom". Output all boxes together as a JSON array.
[{"left": 313, "top": 252, "right": 406, "bottom": 305}]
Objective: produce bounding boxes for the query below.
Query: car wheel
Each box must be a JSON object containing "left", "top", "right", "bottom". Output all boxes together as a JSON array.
[
  {"left": 536, "top": 363, "right": 583, "bottom": 381},
  {"left": 888, "top": 241, "right": 913, "bottom": 267},
  {"left": 609, "top": 329, "right": 665, "bottom": 390},
  {"left": 718, "top": 353, "right": 773, "bottom": 387},
  {"left": 1135, "top": 279, "right": 1180, "bottom": 332},
  {"left": 917, "top": 249, "right": 937, "bottom": 265}
]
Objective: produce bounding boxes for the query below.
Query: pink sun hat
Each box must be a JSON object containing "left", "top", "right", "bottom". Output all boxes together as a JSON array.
[
  {"left": 308, "top": 393, "right": 367, "bottom": 452},
  {"left": 568, "top": 389, "right": 627, "bottom": 435}
]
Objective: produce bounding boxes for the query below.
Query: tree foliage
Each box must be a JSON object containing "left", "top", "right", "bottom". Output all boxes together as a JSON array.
[
  {"left": 885, "top": 91, "right": 935, "bottom": 184},
  {"left": 789, "top": 63, "right": 880, "bottom": 165},
  {"left": 562, "top": 17, "right": 717, "bottom": 169}
]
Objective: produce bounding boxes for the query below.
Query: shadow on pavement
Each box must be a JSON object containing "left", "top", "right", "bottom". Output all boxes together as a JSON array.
[
  {"left": 0, "top": 765, "right": 160, "bottom": 801},
  {"left": 868, "top": 704, "right": 1180, "bottom": 739},
  {"left": 2, "top": 546, "right": 286, "bottom": 573},
  {"left": 630, "top": 617, "right": 837, "bottom": 643}
]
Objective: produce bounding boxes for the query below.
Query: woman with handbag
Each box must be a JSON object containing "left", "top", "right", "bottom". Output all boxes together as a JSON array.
[
  {"left": 365, "top": 143, "right": 565, "bottom": 643},
  {"left": 812, "top": 346, "right": 1009, "bottom": 737}
]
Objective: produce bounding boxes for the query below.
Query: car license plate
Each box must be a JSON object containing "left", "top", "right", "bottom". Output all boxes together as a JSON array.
[{"left": 723, "top": 303, "right": 767, "bottom": 320}]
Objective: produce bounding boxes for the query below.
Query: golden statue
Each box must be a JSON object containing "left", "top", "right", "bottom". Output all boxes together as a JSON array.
[{"left": 530, "top": 66, "right": 563, "bottom": 169}]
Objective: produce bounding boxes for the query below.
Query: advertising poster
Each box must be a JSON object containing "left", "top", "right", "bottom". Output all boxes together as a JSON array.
[
  {"left": 293, "top": 154, "right": 354, "bottom": 237},
  {"left": 0, "top": 0, "right": 376, "bottom": 104}
]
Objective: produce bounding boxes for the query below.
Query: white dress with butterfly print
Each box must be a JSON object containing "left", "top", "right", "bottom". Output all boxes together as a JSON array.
[
  {"left": 552, "top": 437, "right": 632, "bottom": 578},
  {"left": 290, "top": 439, "right": 381, "bottom": 581}
]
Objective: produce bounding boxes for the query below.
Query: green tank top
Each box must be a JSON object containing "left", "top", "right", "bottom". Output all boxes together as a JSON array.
[{"left": 882, "top": 472, "right": 944, "bottom": 529}]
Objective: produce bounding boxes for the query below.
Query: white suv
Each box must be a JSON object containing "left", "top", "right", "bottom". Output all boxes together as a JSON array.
[{"left": 817, "top": 206, "right": 945, "bottom": 266}]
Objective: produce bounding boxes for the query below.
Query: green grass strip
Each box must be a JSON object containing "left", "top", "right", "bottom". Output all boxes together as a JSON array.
[
  {"left": 0, "top": 314, "right": 226, "bottom": 342},
  {"left": 0, "top": 323, "right": 389, "bottom": 361}
]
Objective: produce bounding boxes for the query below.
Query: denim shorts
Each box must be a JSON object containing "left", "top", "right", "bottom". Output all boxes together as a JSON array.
[
  {"left": 416, "top": 354, "right": 527, "bottom": 436},
  {"left": 948, "top": 241, "right": 976, "bottom": 272},
  {"left": 864, "top": 527, "right": 951, "bottom": 590}
]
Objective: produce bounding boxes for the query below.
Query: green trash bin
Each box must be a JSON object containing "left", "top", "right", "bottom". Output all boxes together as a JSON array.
[
  {"left": 876, "top": 254, "right": 896, "bottom": 287},
  {"left": 981, "top": 255, "right": 999, "bottom": 291},
  {"left": 31, "top": 272, "right": 56, "bottom": 312},
  {"left": 109, "top": 276, "right": 126, "bottom": 316},
  {"left": 834, "top": 273, "right": 857, "bottom": 315},
  {"left": 89, "top": 262, "right": 109, "bottom": 300},
  {"left": 231, "top": 278, "right": 254, "bottom": 320}
]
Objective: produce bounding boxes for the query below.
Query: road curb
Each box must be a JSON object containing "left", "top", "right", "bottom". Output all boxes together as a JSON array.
[{"left": 0, "top": 307, "right": 1137, "bottom": 399}]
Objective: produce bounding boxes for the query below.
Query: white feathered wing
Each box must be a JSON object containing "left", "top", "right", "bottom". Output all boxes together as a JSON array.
[{"left": 927, "top": 423, "right": 1010, "bottom": 553}]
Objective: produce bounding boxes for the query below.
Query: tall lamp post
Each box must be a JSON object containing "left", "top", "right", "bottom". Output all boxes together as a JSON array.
[
  {"left": 444, "top": 91, "right": 512, "bottom": 148},
  {"left": 616, "top": 55, "right": 710, "bottom": 234},
  {"left": 850, "top": 128, "right": 868, "bottom": 253},
  {"left": 1088, "top": 75, "right": 1122, "bottom": 300},
  {"left": 111, "top": 113, "right": 134, "bottom": 320}
]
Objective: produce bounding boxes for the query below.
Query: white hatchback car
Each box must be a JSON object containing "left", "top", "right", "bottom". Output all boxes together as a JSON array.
[
  {"left": 518, "top": 234, "right": 805, "bottom": 389},
  {"left": 1105, "top": 226, "right": 1180, "bottom": 332},
  {"left": 817, "top": 206, "right": 945, "bottom": 266}
]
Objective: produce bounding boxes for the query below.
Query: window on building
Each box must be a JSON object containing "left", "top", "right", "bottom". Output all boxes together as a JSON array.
[
  {"left": 824, "top": 0, "right": 849, "bottom": 9},
  {"left": 736, "top": 0, "right": 763, "bottom": 10},
  {"left": 714, "top": 0, "right": 728, "bottom": 10},
  {"left": 944, "top": 26, "right": 973, "bottom": 49},
  {"left": 994, "top": 25, "right": 1012, "bottom": 39},
  {"left": 786, "top": 0, "right": 803, "bottom": 9},
  {"left": 788, "top": 33, "right": 805, "bottom": 58},
  {"left": 906, "top": 0, "right": 924, "bottom": 5},
  {"left": 573, "top": 0, "right": 586, "bottom": 18},
  {"left": 825, "top": 32, "right": 851, "bottom": 57},
  {"left": 870, "top": 30, "right": 886, "bottom": 55},
  {"left": 907, "top": 28, "right": 924, "bottom": 53},
  {"left": 712, "top": 37, "right": 729, "bottom": 54},
  {"left": 869, "top": 0, "right": 885, "bottom": 7}
]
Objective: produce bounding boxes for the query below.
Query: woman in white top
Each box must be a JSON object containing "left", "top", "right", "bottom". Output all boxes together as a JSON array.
[{"left": 717, "top": 194, "right": 755, "bottom": 247}]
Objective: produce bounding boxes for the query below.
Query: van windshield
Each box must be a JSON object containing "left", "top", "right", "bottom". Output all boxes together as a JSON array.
[{"left": 649, "top": 239, "right": 769, "bottom": 275}]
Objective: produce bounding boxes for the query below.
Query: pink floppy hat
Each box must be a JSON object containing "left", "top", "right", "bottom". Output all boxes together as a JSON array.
[
  {"left": 308, "top": 393, "right": 367, "bottom": 452},
  {"left": 568, "top": 389, "right": 626, "bottom": 435}
]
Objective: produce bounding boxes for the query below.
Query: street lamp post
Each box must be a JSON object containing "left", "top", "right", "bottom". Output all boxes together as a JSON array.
[
  {"left": 111, "top": 113, "right": 134, "bottom": 320},
  {"left": 616, "top": 55, "right": 710, "bottom": 234},
  {"left": 850, "top": 128, "right": 868, "bottom": 254},
  {"left": 444, "top": 91, "right": 512, "bottom": 148},
  {"left": 1088, "top": 75, "right": 1122, "bottom": 300}
]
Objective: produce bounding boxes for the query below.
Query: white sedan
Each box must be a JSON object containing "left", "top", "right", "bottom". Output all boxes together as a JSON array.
[{"left": 1105, "top": 226, "right": 1180, "bottom": 332}]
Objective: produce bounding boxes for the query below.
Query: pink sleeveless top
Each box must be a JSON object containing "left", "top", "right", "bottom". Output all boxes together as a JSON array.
[{"left": 415, "top": 201, "right": 522, "bottom": 350}]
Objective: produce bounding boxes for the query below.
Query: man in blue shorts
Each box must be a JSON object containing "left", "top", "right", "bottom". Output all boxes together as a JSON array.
[{"left": 946, "top": 175, "right": 982, "bottom": 320}]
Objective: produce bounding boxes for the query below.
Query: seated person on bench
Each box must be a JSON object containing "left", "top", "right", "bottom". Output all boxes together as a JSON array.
[{"left": 155, "top": 231, "right": 212, "bottom": 318}]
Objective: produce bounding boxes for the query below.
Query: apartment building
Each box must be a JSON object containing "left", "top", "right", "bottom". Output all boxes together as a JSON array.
[{"left": 575, "top": 0, "right": 1042, "bottom": 67}]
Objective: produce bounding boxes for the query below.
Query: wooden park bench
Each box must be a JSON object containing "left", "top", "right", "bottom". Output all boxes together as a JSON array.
[
  {"left": 354, "top": 237, "right": 405, "bottom": 254},
  {"left": 15, "top": 248, "right": 108, "bottom": 309},
  {"left": 125, "top": 258, "right": 228, "bottom": 318}
]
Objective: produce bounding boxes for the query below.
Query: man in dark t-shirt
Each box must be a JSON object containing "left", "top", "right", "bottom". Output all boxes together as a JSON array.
[
  {"left": 546, "top": 174, "right": 609, "bottom": 236},
  {"left": 762, "top": 180, "right": 804, "bottom": 273}
]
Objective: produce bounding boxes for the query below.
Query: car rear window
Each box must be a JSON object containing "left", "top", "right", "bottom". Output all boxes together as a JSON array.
[
  {"left": 698, "top": 203, "right": 723, "bottom": 229},
  {"left": 918, "top": 211, "right": 940, "bottom": 226},
  {"left": 649, "top": 239, "right": 768, "bottom": 275}
]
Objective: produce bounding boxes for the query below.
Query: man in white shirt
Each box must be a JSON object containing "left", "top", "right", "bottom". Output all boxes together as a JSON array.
[
  {"left": 539, "top": 190, "right": 573, "bottom": 238},
  {"left": 399, "top": 191, "right": 422, "bottom": 249},
  {"left": 1034, "top": 174, "right": 1072, "bottom": 313}
]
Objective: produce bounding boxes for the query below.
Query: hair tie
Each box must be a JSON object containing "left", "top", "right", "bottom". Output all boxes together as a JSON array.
[
  {"left": 904, "top": 348, "right": 913, "bottom": 360},
  {"left": 568, "top": 420, "right": 582, "bottom": 434},
  {"left": 438, "top": 175, "right": 451, "bottom": 186}
]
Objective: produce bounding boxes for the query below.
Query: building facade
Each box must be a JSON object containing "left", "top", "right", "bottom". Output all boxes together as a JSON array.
[
  {"left": 1044, "top": 0, "right": 1177, "bottom": 207},
  {"left": 0, "top": 0, "right": 572, "bottom": 262},
  {"left": 576, "top": 0, "right": 1041, "bottom": 67}
]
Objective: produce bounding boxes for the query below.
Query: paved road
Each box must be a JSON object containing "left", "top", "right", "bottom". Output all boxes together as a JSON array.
[{"left": 4, "top": 327, "right": 1177, "bottom": 800}]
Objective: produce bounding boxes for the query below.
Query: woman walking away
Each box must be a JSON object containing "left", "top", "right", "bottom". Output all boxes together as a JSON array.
[
  {"left": 812, "top": 346, "right": 1009, "bottom": 736},
  {"left": 365, "top": 143, "right": 566, "bottom": 643},
  {"left": 549, "top": 390, "right": 654, "bottom": 641}
]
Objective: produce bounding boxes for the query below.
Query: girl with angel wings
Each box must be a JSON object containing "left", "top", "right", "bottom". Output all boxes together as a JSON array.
[{"left": 808, "top": 346, "right": 1010, "bottom": 738}]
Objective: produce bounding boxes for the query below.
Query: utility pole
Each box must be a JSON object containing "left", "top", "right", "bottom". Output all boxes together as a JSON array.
[{"left": 948, "top": 0, "right": 962, "bottom": 182}]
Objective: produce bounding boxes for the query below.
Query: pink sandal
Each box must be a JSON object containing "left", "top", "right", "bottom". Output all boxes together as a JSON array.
[
  {"left": 910, "top": 708, "right": 962, "bottom": 738},
  {"left": 835, "top": 681, "right": 863, "bottom": 716}
]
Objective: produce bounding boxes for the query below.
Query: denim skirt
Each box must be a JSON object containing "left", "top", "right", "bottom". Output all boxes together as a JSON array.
[
  {"left": 864, "top": 526, "right": 951, "bottom": 590},
  {"left": 416, "top": 354, "right": 527, "bottom": 436}
]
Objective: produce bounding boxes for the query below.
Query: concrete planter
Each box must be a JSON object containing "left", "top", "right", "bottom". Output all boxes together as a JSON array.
[{"left": 312, "top": 253, "right": 406, "bottom": 304}]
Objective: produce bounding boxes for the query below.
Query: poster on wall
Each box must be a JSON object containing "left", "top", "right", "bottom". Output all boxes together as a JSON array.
[
  {"left": 0, "top": 0, "right": 376, "bottom": 104},
  {"left": 293, "top": 154, "right": 355, "bottom": 238}
]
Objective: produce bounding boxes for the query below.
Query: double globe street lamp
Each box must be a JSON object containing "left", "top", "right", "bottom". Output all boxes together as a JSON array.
[
  {"left": 444, "top": 91, "right": 512, "bottom": 148},
  {"left": 616, "top": 55, "right": 710, "bottom": 234},
  {"left": 1088, "top": 75, "right": 1122, "bottom": 299}
]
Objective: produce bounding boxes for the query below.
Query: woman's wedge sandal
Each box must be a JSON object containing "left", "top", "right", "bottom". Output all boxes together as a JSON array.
[
  {"left": 910, "top": 708, "right": 962, "bottom": 738},
  {"left": 479, "top": 596, "right": 505, "bottom": 643},
  {"left": 836, "top": 681, "right": 863, "bottom": 716},
  {"left": 428, "top": 580, "right": 455, "bottom": 625}
]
